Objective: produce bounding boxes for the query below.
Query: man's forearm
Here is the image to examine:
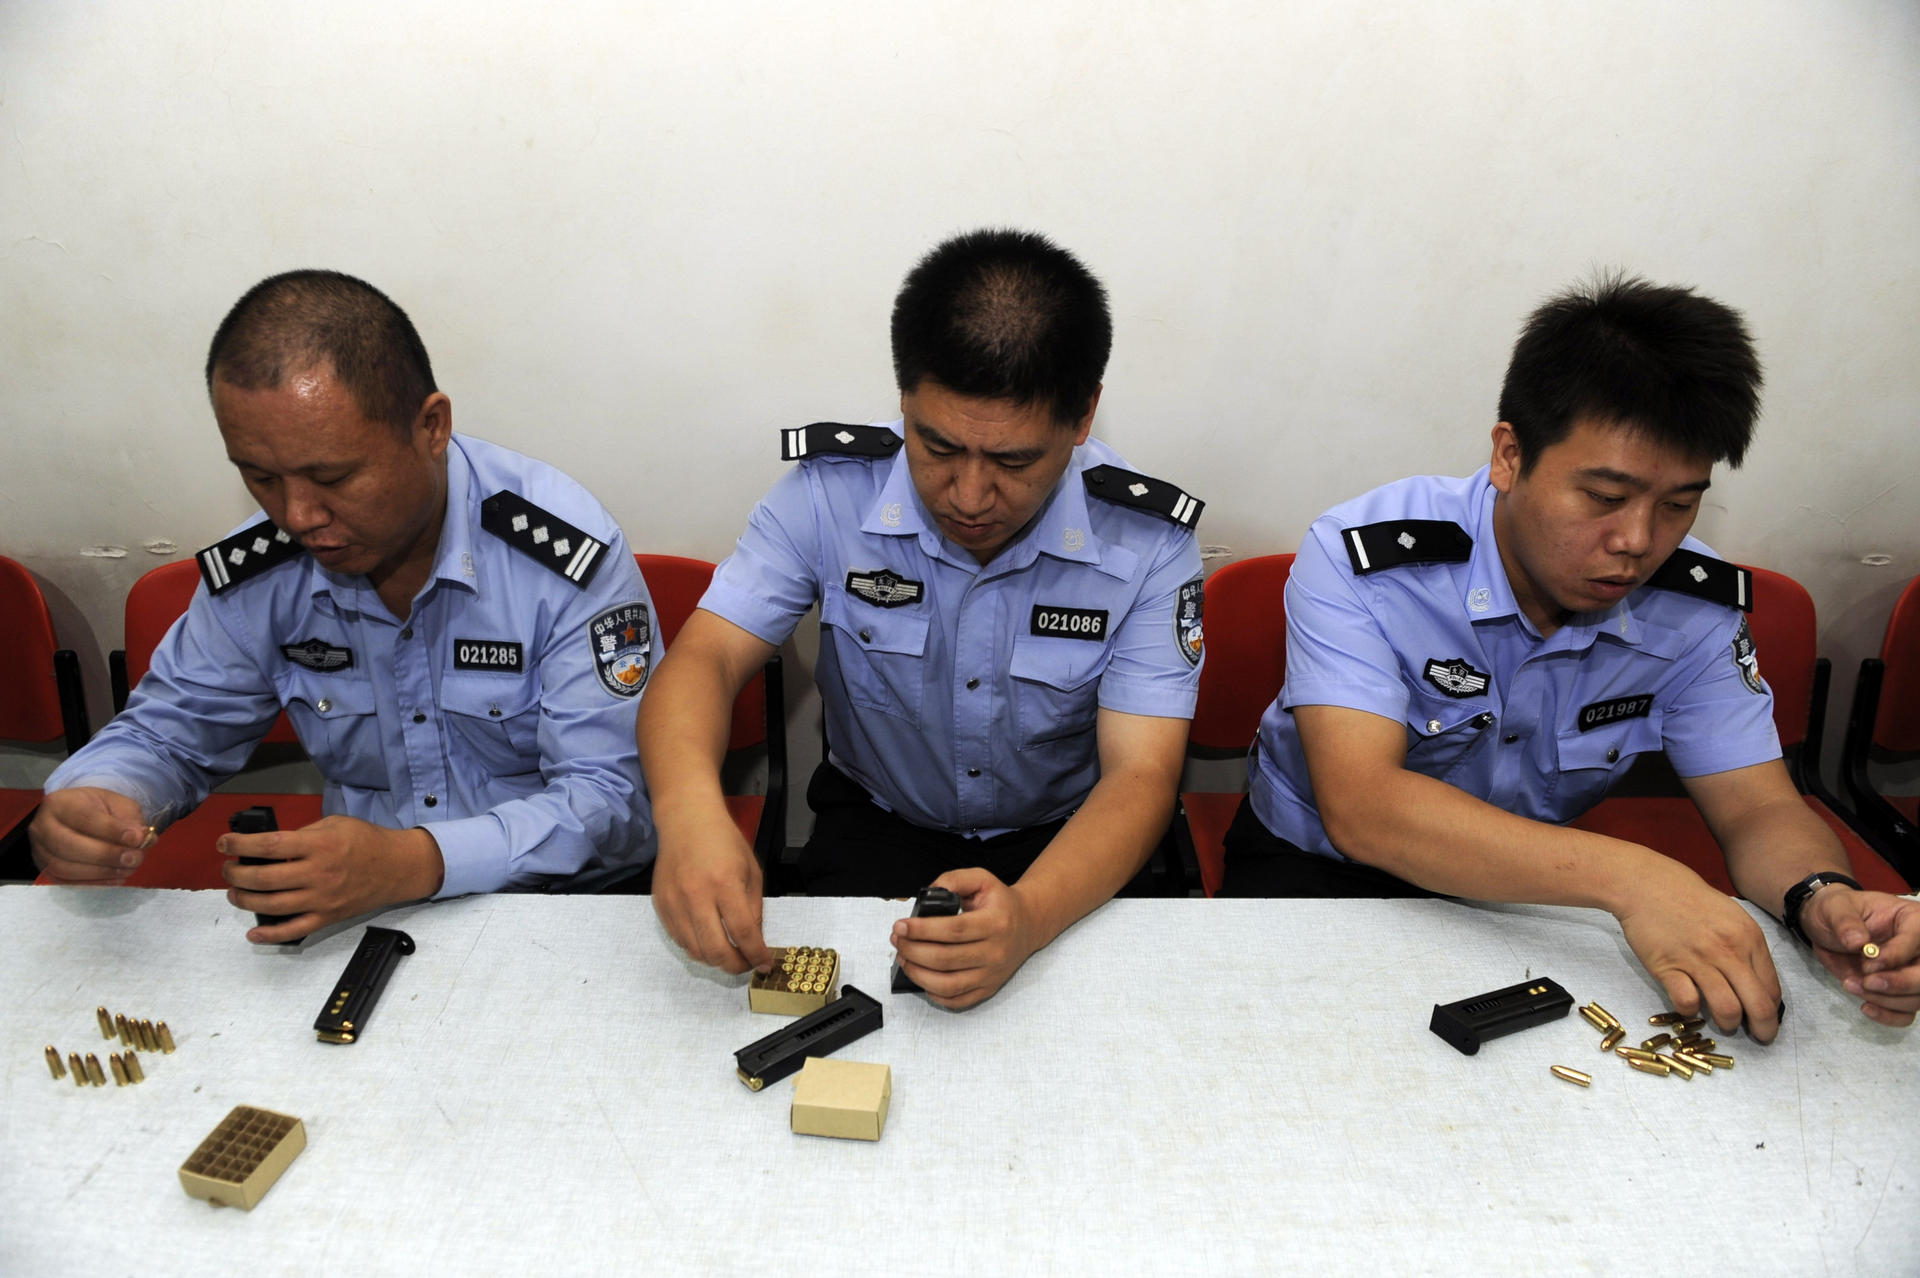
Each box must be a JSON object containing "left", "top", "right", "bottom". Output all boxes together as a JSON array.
[
  {"left": 1717, "top": 796, "right": 1850, "bottom": 923},
  {"left": 1012, "top": 769, "right": 1176, "bottom": 950},
  {"left": 1324, "top": 767, "right": 1693, "bottom": 915},
  {"left": 636, "top": 646, "right": 751, "bottom": 837}
]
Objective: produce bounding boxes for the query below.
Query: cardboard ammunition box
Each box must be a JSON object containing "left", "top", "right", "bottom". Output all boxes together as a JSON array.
[
  {"left": 178, "top": 1106, "right": 306, "bottom": 1209},
  {"left": 790, "top": 1057, "right": 890, "bottom": 1142}
]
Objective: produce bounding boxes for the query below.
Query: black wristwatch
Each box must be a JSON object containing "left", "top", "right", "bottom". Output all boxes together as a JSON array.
[{"left": 1781, "top": 871, "right": 1861, "bottom": 945}]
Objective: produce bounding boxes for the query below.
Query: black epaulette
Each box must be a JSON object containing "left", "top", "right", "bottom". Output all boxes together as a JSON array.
[
  {"left": 1340, "top": 520, "right": 1473, "bottom": 576},
  {"left": 196, "top": 518, "right": 304, "bottom": 596},
  {"left": 1644, "top": 548, "right": 1753, "bottom": 612},
  {"left": 780, "top": 423, "right": 903, "bottom": 461},
  {"left": 1082, "top": 465, "right": 1204, "bottom": 528},
  {"left": 479, "top": 491, "right": 609, "bottom": 587}
]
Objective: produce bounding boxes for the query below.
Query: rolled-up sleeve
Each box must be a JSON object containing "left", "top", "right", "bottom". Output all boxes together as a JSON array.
[{"left": 1095, "top": 529, "right": 1205, "bottom": 719}]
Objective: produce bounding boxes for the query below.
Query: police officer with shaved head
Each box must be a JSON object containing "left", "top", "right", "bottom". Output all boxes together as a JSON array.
[
  {"left": 33, "top": 271, "right": 659, "bottom": 937},
  {"left": 641, "top": 229, "right": 1206, "bottom": 1009}
]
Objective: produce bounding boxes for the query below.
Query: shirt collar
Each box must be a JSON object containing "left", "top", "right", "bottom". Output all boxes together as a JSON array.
[{"left": 1462, "top": 464, "right": 1643, "bottom": 649}]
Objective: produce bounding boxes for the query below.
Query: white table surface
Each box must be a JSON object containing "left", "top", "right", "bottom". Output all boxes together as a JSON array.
[{"left": 2, "top": 886, "right": 1914, "bottom": 1276}]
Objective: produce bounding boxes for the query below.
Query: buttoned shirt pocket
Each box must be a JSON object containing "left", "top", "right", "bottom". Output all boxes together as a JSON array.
[
  {"left": 280, "top": 673, "right": 386, "bottom": 790},
  {"left": 439, "top": 674, "right": 543, "bottom": 780},
  {"left": 1009, "top": 635, "right": 1106, "bottom": 749},
  {"left": 1551, "top": 712, "right": 1665, "bottom": 815},
  {"left": 1403, "top": 689, "right": 1493, "bottom": 783},
  {"left": 821, "top": 590, "right": 929, "bottom": 723}
]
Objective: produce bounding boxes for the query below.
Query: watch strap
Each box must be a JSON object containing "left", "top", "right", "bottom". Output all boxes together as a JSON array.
[{"left": 1781, "top": 871, "right": 1861, "bottom": 945}]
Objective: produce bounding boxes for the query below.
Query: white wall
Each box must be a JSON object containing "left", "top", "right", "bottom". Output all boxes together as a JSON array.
[{"left": 3, "top": 1, "right": 1916, "bottom": 793}]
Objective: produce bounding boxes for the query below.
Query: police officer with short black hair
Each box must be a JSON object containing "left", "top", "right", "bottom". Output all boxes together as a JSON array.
[
  {"left": 32, "top": 271, "right": 659, "bottom": 938},
  {"left": 1223, "top": 274, "right": 1919, "bottom": 1036},
  {"left": 641, "top": 229, "right": 1205, "bottom": 1009}
]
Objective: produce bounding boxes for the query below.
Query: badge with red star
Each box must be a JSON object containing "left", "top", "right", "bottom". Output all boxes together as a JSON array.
[{"left": 589, "top": 602, "right": 652, "bottom": 698}]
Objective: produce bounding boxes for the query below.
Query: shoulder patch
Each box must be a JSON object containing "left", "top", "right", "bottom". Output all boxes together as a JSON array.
[
  {"left": 780, "top": 423, "right": 903, "bottom": 461},
  {"left": 1082, "top": 465, "right": 1204, "bottom": 528},
  {"left": 1341, "top": 520, "right": 1472, "bottom": 576},
  {"left": 590, "top": 602, "right": 652, "bottom": 698},
  {"left": 1644, "top": 548, "right": 1753, "bottom": 612},
  {"left": 480, "top": 491, "right": 608, "bottom": 587},
  {"left": 197, "top": 518, "right": 305, "bottom": 595}
]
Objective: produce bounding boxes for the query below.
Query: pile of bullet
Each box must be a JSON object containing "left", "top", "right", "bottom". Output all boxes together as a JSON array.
[
  {"left": 1552, "top": 1002, "right": 1734, "bottom": 1087},
  {"left": 44, "top": 1005, "right": 176, "bottom": 1089}
]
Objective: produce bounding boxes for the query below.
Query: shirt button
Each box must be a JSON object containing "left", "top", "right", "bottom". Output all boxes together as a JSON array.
[
  {"left": 423, "top": 794, "right": 438, "bottom": 808},
  {"left": 413, "top": 712, "right": 426, "bottom": 724},
  {"left": 316, "top": 698, "right": 332, "bottom": 713},
  {"left": 859, "top": 629, "right": 871, "bottom": 643},
  {"left": 1606, "top": 746, "right": 1620, "bottom": 763},
  {"left": 1504, "top": 734, "right": 1519, "bottom": 744},
  {"left": 400, "top": 627, "right": 413, "bottom": 640},
  {"left": 967, "top": 768, "right": 981, "bottom": 777},
  {"left": 1426, "top": 719, "right": 1442, "bottom": 734},
  {"left": 966, "top": 678, "right": 980, "bottom": 690},
  {"left": 488, "top": 706, "right": 502, "bottom": 718}
]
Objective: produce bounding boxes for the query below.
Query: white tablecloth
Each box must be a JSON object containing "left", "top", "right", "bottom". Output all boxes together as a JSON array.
[{"left": 2, "top": 887, "right": 1913, "bottom": 1276}]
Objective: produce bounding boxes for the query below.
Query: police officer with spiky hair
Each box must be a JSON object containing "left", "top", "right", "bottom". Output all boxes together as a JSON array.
[{"left": 641, "top": 230, "right": 1205, "bottom": 1009}]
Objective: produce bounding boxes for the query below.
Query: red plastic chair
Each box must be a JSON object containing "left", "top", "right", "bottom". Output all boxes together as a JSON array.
[
  {"left": 40, "top": 560, "right": 319, "bottom": 889},
  {"left": 1572, "top": 566, "right": 1910, "bottom": 895},
  {"left": 635, "top": 554, "right": 788, "bottom": 885},
  {"left": 0, "top": 556, "right": 92, "bottom": 872},
  {"left": 1170, "top": 554, "right": 1295, "bottom": 896},
  {"left": 1839, "top": 575, "right": 1920, "bottom": 886}
]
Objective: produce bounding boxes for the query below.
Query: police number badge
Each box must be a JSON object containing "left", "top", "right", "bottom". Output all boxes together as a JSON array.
[
  {"left": 590, "top": 603, "right": 652, "bottom": 698},
  {"left": 1176, "top": 578, "right": 1204, "bottom": 667},
  {"left": 1423, "top": 657, "right": 1490, "bottom": 698}
]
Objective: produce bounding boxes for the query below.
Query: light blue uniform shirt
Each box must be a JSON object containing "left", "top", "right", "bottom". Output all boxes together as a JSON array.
[
  {"left": 700, "top": 422, "right": 1204, "bottom": 836},
  {"left": 1249, "top": 467, "right": 1780, "bottom": 857},
  {"left": 48, "top": 435, "right": 659, "bottom": 895}
]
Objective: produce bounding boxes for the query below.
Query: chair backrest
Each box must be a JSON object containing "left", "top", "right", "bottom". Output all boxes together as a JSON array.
[
  {"left": 1742, "top": 565, "right": 1817, "bottom": 749},
  {"left": 1873, "top": 574, "right": 1920, "bottom": 753},
  {"left": 1189, "top": 554, "right": 1295, "bottom": 752},
  {"left": 634, "top": 554, "right": 766, "bottom": 751},
  {"left": 123, "top": 560, "right": 299, "bottom": 743},
  {"left": 0, "top": 555, "right": 66, "bottom": 742}
]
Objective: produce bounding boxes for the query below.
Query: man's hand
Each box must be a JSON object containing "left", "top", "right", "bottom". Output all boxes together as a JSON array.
[
  {"left": 889, "top": 867, "right": 1043, "bottom": 1011},
  {"left": 29, "top": 787, "right": 155, "bottom": 883},
  {"left": 1612, "top": 858, "right": 1785, "bottom": 1041},
  {"left": 1801, "top": 887, "right": 1920, "bottom": 1028},
  {"left": 650, "top": 818, "right": 773, "bottom": 975},
  {"left": 220, "top": 816, "right": 443, "bottom": 943}
]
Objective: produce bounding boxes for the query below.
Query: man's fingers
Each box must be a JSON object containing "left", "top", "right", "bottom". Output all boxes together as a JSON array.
[
  {"left": 718, "top": 891, "right": 772, "bottom": 973},
  {"left": 1655, "top": 969, "right": 1701, "bottom": 1020},
  {"left": 219, "top": 831, "right": 296, "bottom": 861},
  {"left": 246, "top": 913, "right": 321, "bottom": 945}
]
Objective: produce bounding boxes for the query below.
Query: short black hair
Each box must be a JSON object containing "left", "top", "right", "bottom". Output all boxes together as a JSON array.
[
  {"left": 890, "top": 228, "right": 1111, "bottom": 426},
  {"left": 205, "top": 270, "right": 437, "bottom": 431},
  {"left": 1498, "top": 272, "right": 1762, "bottom": 471}
]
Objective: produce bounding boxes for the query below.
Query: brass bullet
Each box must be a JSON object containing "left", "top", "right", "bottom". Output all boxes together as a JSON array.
[
  {"left": 1862, "top": 942, "right": 1880, "bottom": 960},
  {"left": 84, "top": 1054, "right": 106, "bottom": 1086},
  {"left": 157, "top": 1022, "right": 176, "bottom": 1054},
  {"left": 97, "top": 1006, "right": 115, "bottom": 1039},
  {"left": 115, "top": 1013, "right": 131, "bottom": 1046},
  {"left": 1677, "top": 1017, "right": 1705, "bottom": 1034},
  {"left": 1628, "top": 1057, "right": 1672, "bottom": 1076},
  {"left": 124, "top": 1051, "right": 144, "bottom": 1083},
  {"left": 1648, "top": 1012, "right": 1683, "bottom": 1025},
  {"left": 139, "top": 1020, "right": 158, "bottom": 1052},
  {"left": 1600, "top": 1027, "right": 1625, "bottom": 1052},
  {"left": 1551, "top": 1065, "right": 1592, "bottom": 1086},
  {"left": 1698, "top": 1053, "right": 1734, "bottom": 1068},
  {"left": 1617, "top": 1046, "right": 1661, "bottom": 1063},
  {"left": 1579, "top": 1005, "right": 1610, "bottom": 1031},
  {"left": 1641, "top": 1034, "right": 1673, "bottom": 1051},
  {"left": 110, "top": 1054, "right": 129, "bottom": 1086},
  {"left": 70, "top": 1053, "right": 87, "bottom": 1087},
  {"left": 46, "top": 1046, "right": 66, "bottom": 1079},
  {"left": 1660, "top": 1054, "right": 1694, "bottom": 1079},
  {"left": 1588, "top": 1002, "right": 1621, "bottom": 1031},
  {"left": 1673, "top": 1051, "right": 1712, "bottom": 1073}
]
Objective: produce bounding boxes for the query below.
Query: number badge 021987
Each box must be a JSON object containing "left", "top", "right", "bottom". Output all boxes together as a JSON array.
[{"left": 590, "top": 602, "right": 652, "bottom": 698}]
